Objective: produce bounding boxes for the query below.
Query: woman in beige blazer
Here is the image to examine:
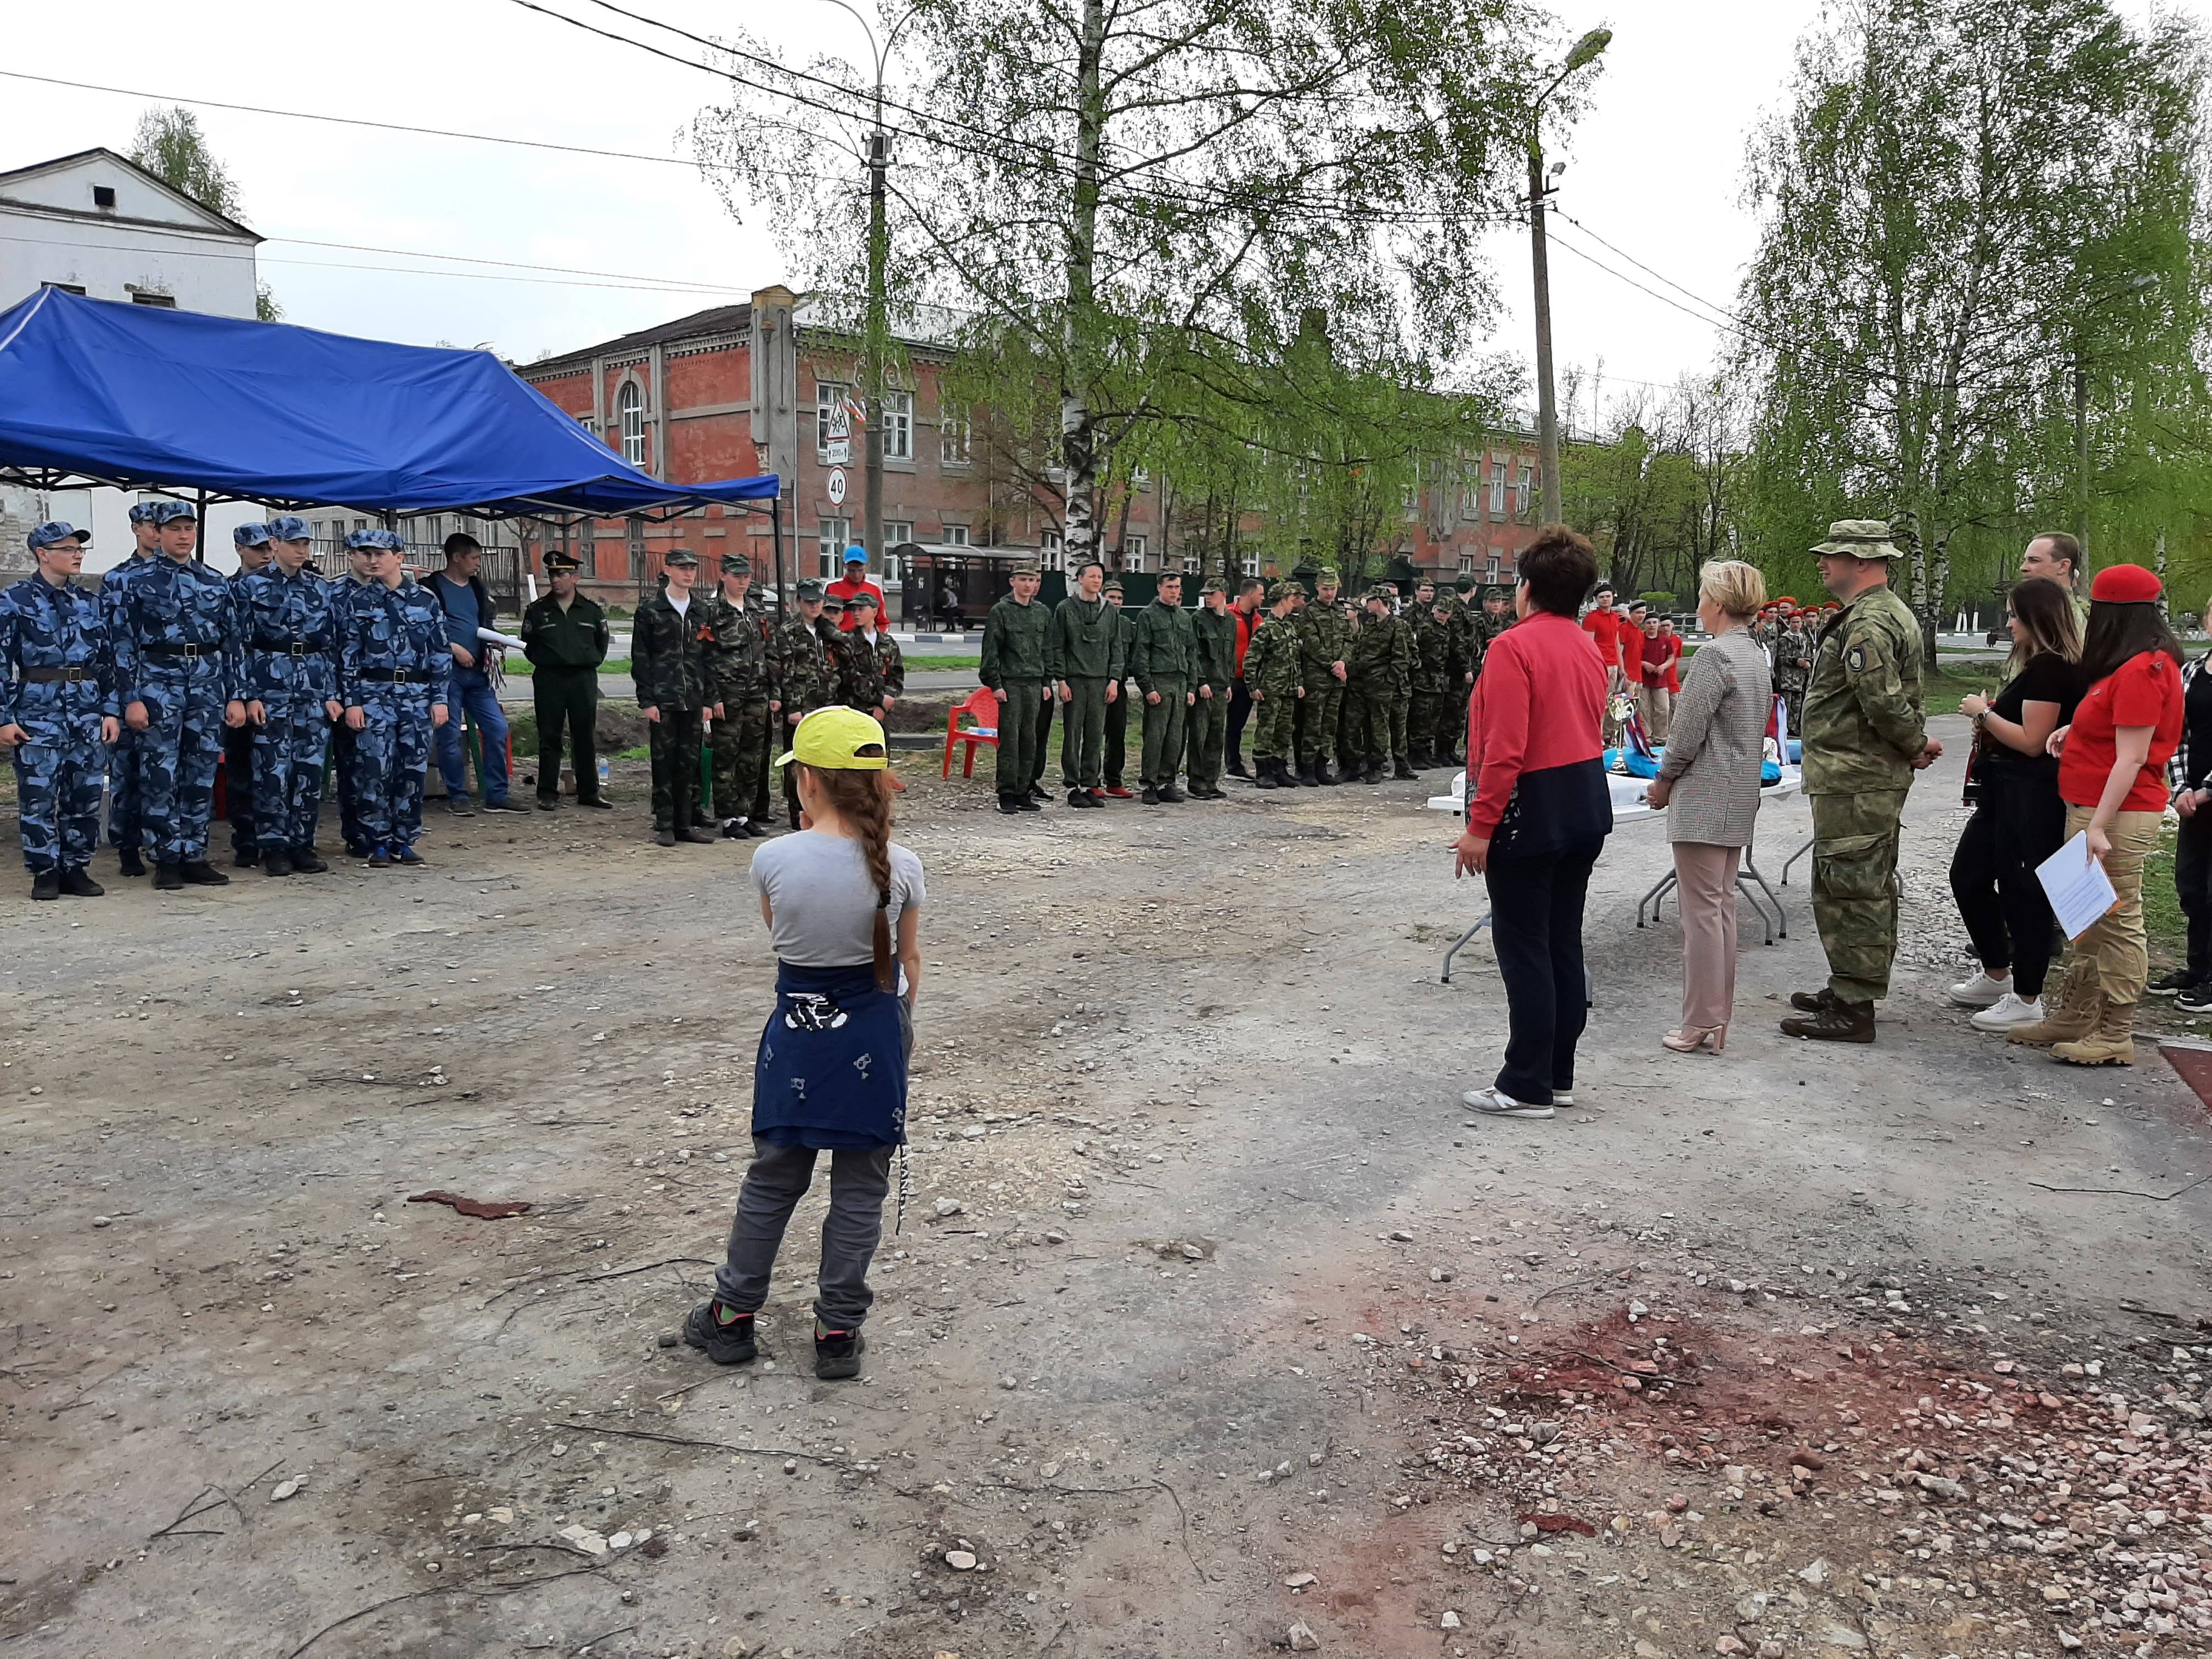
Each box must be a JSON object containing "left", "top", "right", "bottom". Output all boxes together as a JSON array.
[{"left": 1644, "top": 561, "right": 1773, "bottom": 1053}]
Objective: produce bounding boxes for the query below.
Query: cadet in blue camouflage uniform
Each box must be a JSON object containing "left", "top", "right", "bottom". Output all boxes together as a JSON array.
[
  {"left": 234, "top": 516, "right": 341, "bottom": 876},
  {"left": 332, "top": 538, "right": 375, "bottom": 855},
  {"left": 100, "top": 501, "right": 167, "bottom": 875},
  {"left": 338, "top": 529, "right": 451, "bottom": 866},
  {"left": 112, "top": 501, "right": 245, "bottom": 890},
  {"left": 1, "top": 523, "right": 119, "bottom": 900},
  {"left": 224, "top": 521, "right": 275, "bottom": 865}
]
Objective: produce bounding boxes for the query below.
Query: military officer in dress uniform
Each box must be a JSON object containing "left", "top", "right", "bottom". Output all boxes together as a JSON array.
[
  {"left": 1, "top": 523, "right": 117, "bottom": 900},
  {"left": 521, "top": 550, "right": 612, "bottom": 811}
]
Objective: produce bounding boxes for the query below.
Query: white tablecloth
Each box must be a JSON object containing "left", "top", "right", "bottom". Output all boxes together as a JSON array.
[{"left": 1427, "top": 767, "right": 1802, "bottom": 822}]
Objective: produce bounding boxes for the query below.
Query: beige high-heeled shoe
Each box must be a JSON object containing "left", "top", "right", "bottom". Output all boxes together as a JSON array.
[{"left": 1662, "top": 1024, "right": 1727, "bottom": 1055}]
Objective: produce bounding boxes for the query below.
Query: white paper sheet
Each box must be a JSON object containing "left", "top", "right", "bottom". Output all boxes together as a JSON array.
[{"left": 2036, "top": 831, "right": 2121, "bottom": 941}]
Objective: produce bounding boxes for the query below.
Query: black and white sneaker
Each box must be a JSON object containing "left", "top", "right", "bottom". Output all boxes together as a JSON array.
[
  {"left": 2148, "top": 967, "right": 2200, "bottom": 997},
  {"left": 2178, "top": 985, "right": 2212, "bottom": 1015}
]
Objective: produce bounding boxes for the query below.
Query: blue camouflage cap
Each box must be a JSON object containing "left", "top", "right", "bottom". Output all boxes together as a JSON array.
[
  {"left": 346, "top": 528, "right": 405, "bottom": 552},
  {"left": 151, "top": 500, "right": 199, "bottom": 526},
  {"left": 266, "top": 515, "right": 312, "bottom": 542},
  {"left": 127, "top": 500, "right": 166, "bottom": 526},
  {"left": 234, "top": 522, "right": 272, "bottom": 549},
  {"left": 27, "top": 521, "right": 91, "bottom": 553}
]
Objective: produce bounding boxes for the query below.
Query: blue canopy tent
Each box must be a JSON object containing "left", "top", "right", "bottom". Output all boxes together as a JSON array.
[{"left": 0, "top": 286, "right": 783, "bottom": 582}]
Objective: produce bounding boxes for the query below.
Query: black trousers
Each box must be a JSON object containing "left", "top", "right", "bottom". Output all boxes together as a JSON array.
[
  {"left": 1948, "top": 772, "right": 2066, "bottom": 997},
  {"left": 533, "top": 667, "right": 601, "bottom": 803},
  {"left": 1104, "top": 680, "right": 1130, "bottom": 786},
  {"left": 1225, "top": 681, "right": 1252, "bottom": 768},
  {"left": 2177, "top": 806, "right": 2212, "bottom": 975},
  {"left": 1484, "top": 838, "right": 1602, "bottom": 1104},
  {"left": 647, "top": 707, "right": 703, "bottom": 833}
]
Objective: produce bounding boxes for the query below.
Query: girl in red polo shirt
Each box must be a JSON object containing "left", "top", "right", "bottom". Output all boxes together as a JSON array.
[{"left": 2022, "top": 564, "right": 2185, "bottom": 1066}]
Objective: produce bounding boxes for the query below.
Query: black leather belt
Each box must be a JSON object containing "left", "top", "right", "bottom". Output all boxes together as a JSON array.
[
  {"left": 14, "top": 666, "right": 93, "bottom": 683},
  {"left": 357, "top": 668, "right": 433, "bottom": 683},
  {"left": 276, "top": 643, "right": 320, "bottom": 656},
  {"left": 143, "top": 643, "right": 214, "bottom": 659}
]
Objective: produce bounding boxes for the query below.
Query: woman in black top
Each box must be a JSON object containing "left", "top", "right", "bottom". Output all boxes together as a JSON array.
[
  {"left": 2159, "top": 610, "right": 2212, "bottom": 1004},
  {"left": 1946, "top": 577, "right": 2085, "bottom": 1031}
]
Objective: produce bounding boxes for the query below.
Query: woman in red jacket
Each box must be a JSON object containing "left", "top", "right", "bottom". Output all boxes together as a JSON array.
[{"left": 1454, "top": 525, "right": 1612, "bottom": 1119}]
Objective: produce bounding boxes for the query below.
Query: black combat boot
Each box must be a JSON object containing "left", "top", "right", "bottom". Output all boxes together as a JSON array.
[
  {"left": 1141, "top": 785, "right": 1162, "bottom": 805},
  {"left": 1158, "top": 783, "right": 1186, "bottom": 804},
  {"left": 290, "top": 847, "right": 329, "bottom": 873},
  {"left": 1393, "top": 755, "right": 1419, "bottom": 781},
  {"left": 59, "top": 867, "right": 105, "bottom": 898},
  {"left": 233, "top": 847, "right": 258, "bottom": 869},
  {"left": 1295, "top": 760, "right": 1318, "bottom": 787},
  {"left": 117, "top": 848, "right": 146, "bottom": 878},
  {"left": 1318, "top": 759, "right": 1342, "bottom": 786},
  {"left": 1255, "top": 759, "right": 1281, "bottom": 790},
  {"left": 1788, "top": 986, "right": 1838, "bottom": 1013},
  {"left": 262, "top": 849, "right": 295, "bottom": 877},
  {"left": 654, "top": 827, "right": 678, "bottom": 847},
  {"left": 1779, "top": 998, "right": 1876, "bottom": 1043},
  {"left": 31, "top": 870, "right": 61, "bottom": 901},
  {"left": 998, "top": 795, "right": 1024, "bottom": 814},
  {"left": 178, "top": 860, "right": 230, "bottom": 886},
  {"left": 153, "top": 862, "right": 183, "bottom": 890}
]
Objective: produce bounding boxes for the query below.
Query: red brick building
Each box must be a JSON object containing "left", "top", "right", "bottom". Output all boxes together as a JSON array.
[{"left": 515, "top": 286, "right": 1542, "bottom": 611}]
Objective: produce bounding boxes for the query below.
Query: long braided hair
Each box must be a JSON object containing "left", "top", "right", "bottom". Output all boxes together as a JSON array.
[{"left": 802, "top": 762, "right": 898, "bottom": 990}]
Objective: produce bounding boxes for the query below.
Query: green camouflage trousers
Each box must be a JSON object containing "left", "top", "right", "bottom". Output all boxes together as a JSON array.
[
  {"left": 1252, "top": 686, "right": 1297, "bottom": 760},
  {"left": 1409, "top": 690, "right": 1456, "bottom": 758},
  {"left": 1810, "top": 789, "right": 1908, "bottom": 1003},
  {"left": 994, "top": 678, "right": 1050, "bottom": 798},
  {"left": 1183, "top": 684, "right": 1229, "bottom": 789},
  {"left": 1060, "top": 677, "right": 1110, "bottom": 789},
  {"left": 1139, "top": 678, "right": 1189, "bottom": 788},
  {"left": 709, "top": 696, "right": 772, "bottom": 822},
  {"left": 1346, "top": 683, "right": 1407, "bottom": 760},
  {"left": 1300, "top": 678, "right": 1344, "bottom": 765}
]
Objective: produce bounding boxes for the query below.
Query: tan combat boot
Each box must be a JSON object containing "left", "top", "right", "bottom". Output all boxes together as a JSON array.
[
  {"left": 2007, "top": 966, "right": 2097, "bottom": 1048},
  {"left": 2052, "top": 996, "right": 2136, "bottom": 1066}
]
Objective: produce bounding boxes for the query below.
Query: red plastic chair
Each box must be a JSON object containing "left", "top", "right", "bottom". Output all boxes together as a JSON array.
[{"left": 943, "top": 686, "right": 1001, "bottom": 778}]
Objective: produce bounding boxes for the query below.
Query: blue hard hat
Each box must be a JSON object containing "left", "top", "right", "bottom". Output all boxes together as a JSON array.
[
  {"left": 266, "top": 515, "right": 312, "bottom": 542},
  {"left": 234, "top": 522, "right": 272, "bottom": 549},
  {"left": 26, "top": 521, "right": 90, "bottom": 552},
  {"left": 346, "top": 528, "right": 405, "bottom": 552},
  {"left": 151, "top": 500, "right": 199, "bottom": 526},
  {"left": 127, "top": 501, "right": 165, "bottom": 526}
]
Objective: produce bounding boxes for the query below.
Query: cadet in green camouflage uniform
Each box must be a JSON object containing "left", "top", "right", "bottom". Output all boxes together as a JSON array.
[
  {"left": 1408, "top": 598, "right": 1464, "bottom": 769},
  {"left": 1294, "top": 568, "right": 1354, "bottom": 785},
  {"left": 1051, "top": 560, "right": 1124, "bottom": 805},
  {"left": 1779, "top": 521, "right": 1939, "bottom": 1043},
  {"left": 630, "top": 548, "right": 716, "bottom": 847},
  {"left": 833, "top": 591, "right": 905, "bottom": 719},
  {"left": 1771, "top": 610, "right": 1815, "bottom": 726},
  {"left": 1102, "top": 578, "right": 1138, "bottom": 794},
  {"left": 1131, "top": 572, "right": 1198, "bottom": 804},
  {"left": 1184, "top": 578, "right": 1238, "bottom": 798},
  {"left": 770, "top": 579, "right": 841, "bottom": 830},
  {"left": 1343, "top": 585, "right": 1413, "bottom": 782},
  {"left": 980, "top": 563, "right": 1054, "bottom": 814},
  {"left": 1243, "top": 582, "right": 1305, "bottom": 789},
  {"left": 704, "top": 552, "right": 774, "bottom": 838}
]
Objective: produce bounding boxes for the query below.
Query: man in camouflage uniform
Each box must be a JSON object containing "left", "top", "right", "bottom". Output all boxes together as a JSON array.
[
  {"left": 1185, "top": 578, "right": 1238, "bottom": 799},
  {"left": 701, "top": 551, "right": 772, "bottom": 837},
  {"left": 112, "top": 501, "right": 245, "bottom": 890},
  {"left": 770, "top": 579, "right": 840, "bottom": 830},
  {"left": 2, "top": 523, "right": 117, "bottom": 900},
  {"left": 1101, "top": 577, "right": 1138, "bottom": 796},
  {"left": 979, "top": 562, "right": 1054, "bottom": 814},
  {"left": 1243, "top": 581, "right": 1305, "bottom": 789},
  {"left": 1780, "top": 521, "right": 1939, "bottom": 1043},
  {"left": 233, "top": 516, "right": 341, "bottom": 876},
  {"left": 1408, "top": 596, "right": 1464, "bottom": 770},
  {"left": 1051, "top": 560, "right": 1123, "bottom": 806},
  {"left": 834, "top": 590, "right": 905, "bottom": 721},
  {"left": 1130, "top": 571, "right": 1197, "bottom": 804},
  {"left": 1294, "top": 567, "right": 1353, "bottom": 785},
  {"left": 224, "top": 521, "right": 275, "bottom": 865},
  {"left": 1771, "top": 607, "right": 1814, "bottom": 730},
  {"left": 332, "top": 536, "right": 377, "bottom": 856},
  {"left": 1342, "top": 585, "right": 1413, "bottom": 782},
  {"left": 337, "top": 529, "right": 452, "bottom": 866},
  {"left": 631, "top": 548, "right": 716, "bottom": 847},
  {"left": 101, "top": 501, "right": 166, "bottom": 876}
]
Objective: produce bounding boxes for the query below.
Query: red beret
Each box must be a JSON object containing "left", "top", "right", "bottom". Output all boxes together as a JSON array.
[{"left": 2090, "top": 563, "right": 2163, "bottom": 604}]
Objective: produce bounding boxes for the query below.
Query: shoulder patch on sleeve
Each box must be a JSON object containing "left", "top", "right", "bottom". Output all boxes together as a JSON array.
[{"left": 1846, "top": 645, "right": 1866, "bottom": 673}]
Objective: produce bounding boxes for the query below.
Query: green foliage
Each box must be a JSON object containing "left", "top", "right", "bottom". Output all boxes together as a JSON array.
[
  {"left": 255, "top": 284, "right": 283, "bottom": 324},
  {"left": 128, "top": 106, "right": 244, "bottom": 220},
  {"left": 1559, "top": 377, "right": 1750, "bottom": 602},
  {"left": 1735, "top": 0, "right": 2211, "bottom": 652},
  {"left": 1639, "top": 591, "right": 1676, "bottom": 609}
]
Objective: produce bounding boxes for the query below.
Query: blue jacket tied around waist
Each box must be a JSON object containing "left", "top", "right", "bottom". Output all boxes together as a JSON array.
[{"left": 752, "top": 962, "right": 909, "bottom": 1151}]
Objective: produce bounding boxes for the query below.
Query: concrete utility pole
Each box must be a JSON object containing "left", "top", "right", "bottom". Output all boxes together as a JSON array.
[{"left": 1525, "top": 28, "right": 1611, "bottom": 528}]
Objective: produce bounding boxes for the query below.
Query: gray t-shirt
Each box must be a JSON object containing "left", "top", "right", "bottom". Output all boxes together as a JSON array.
[{"left": 750, "top": 829, "right": 925, "bottom": 968}]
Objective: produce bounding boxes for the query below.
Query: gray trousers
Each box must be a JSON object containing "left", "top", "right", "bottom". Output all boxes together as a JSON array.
[{"left": 713, "top": 1140, "right": 893, "bottom": 1330}]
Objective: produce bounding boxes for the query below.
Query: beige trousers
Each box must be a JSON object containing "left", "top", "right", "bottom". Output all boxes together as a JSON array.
[
  {"left": 2056, "top": 803, "right": 2160, "bottom": 1005},
  {"left": 1640, "top": 684, "right": 1674, "bottom": 744},
  {"left": 1674, "top": 842, "right": 1742, "bottom": 1031}
]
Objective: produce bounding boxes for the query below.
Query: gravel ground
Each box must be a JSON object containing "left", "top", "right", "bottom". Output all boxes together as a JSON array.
[{"left": 3, "top": 713, "right": 2210, "bottom": 1659}]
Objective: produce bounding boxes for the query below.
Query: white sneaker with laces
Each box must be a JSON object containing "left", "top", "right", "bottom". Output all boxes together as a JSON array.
[
  {"left": 1948, "top": 970, "right": 2010, "bottom": 1008},
  {"left": 1463, "top": 1087, "right": 1554, "bottom": 1120},
  {"left": 1971, "top": 992, "right": 2045, "bottom": 1032}
]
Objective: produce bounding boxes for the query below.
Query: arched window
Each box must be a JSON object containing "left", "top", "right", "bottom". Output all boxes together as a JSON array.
[{"left": 617, "top": 381, "right": 646, "bottom": 467}]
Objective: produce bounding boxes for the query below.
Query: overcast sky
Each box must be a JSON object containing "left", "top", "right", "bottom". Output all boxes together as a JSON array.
[{"left": 5, "top": 0, "right": 2200, "bottom": 409}]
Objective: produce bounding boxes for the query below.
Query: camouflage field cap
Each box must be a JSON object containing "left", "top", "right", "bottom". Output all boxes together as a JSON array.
[
  {"left": 234, "top": 522, "right": 272, "bottom": 549},
  {"left": 662, "top": 548, "right": 701, "bottom": 568},
  {"left": 1011, "top": 563, "right": 1042, "bottom": 578},
  {"left": 1481, "top": 585, "right": 1509, "bottom": 601},
  {"left": 345, "top": 528, "right": 405, "bottom": 552},
  {"left": 845, "top": 589, "right": 879, "bottom": 610},
  {"left": 820, "top": 592, "right": 845, "bottom": 612},
  {"left": 720, "top": 551, "right": 752, "bottom": 574},
  {"left": 266, "top": 515, "right": 312, "bottom": 543},
  {"left": 1102, "top": 577, "right": 1125, "bottom": 594},
  {"left": 1365, "top": 584, "right": 1395, "bottom": 603},
  {"left": 1199, "top": 577, "right": 1226, "bottom": 595},
  {"left": 27, "top": 521, "right": 89, "bottom": 552},
  {"left": 1313, "top": 567, "right": 1341, "bottom": 587},
  {"left": 151, "top": 501, "right": 199, "bottom": 526},
  {"left": 1268, "top": 579, "right": 1304, "bottom": 603},
  {"left": 795, "top": 578, "right": 825, "bottom": 601},
  {"left": 127, "top": 501, "right": 163, "bottom": 526},
  {"left": 1810, "top": 520, "right": 1902, "bottom": 561}
]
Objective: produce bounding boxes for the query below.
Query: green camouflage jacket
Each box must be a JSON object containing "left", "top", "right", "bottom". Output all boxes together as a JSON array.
[
  {"left": 1192, "top": 605, "right": 1239, "bottom": 689},
  {"left": 1295, "top": 597, "right": 1354, "bottom": 685},
  {"left": 1801, "top": 584, "right": 1926, "bottom": 794},
  {"left": 1411, "top": 614, "right": 1463, "bottom": 695},
  {"left": 980, "top": 595, "right": 1054, "bottom": 685},
  {"left": 1347, "top": 610, "right": 1413, "bottom": 692},
  {"left": 1130, "top": 599, "right": 1197, "bottom": 692},
  {"left": 1243, "top": 613, "right": 1301, "bottom": 693},
  {"left": 1049, "top": 594, "right": 1124, "bottom": 679},
  {"left": 703, "top": 590, "right": 772, "bottom": 703},
  {"left": 630, "top": 590, "right": 712, "bottom": 712},
  {"left": 836, "top": 627, "right": 906, "bottom": 709},
  {"left": 769, "top": 612, "right": 838, "bottom": 712}
]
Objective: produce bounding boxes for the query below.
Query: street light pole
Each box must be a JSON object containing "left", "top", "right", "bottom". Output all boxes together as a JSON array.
[{"left": 1525, "top": 28, "right": 1611, "bottom": 530}]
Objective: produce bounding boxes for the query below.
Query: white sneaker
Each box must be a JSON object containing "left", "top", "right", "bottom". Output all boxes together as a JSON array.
[
  {"left": 1463, "top": 1087, "right": 1554, "bottom": 1120},
  {"left": 1552, "top": 1090, "right": 1576, "bottom": 1107},
  {"left": 1948, "top": 970, "right": 2011, "bottom": 1008},
  {"left": 1971, "top": 992, "right": 2045, "bottom": 1032}
]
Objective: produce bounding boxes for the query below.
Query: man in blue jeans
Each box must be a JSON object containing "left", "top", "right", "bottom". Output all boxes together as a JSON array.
[{"left": 424, "top": 532, "right": 520, "bottom": 814}]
